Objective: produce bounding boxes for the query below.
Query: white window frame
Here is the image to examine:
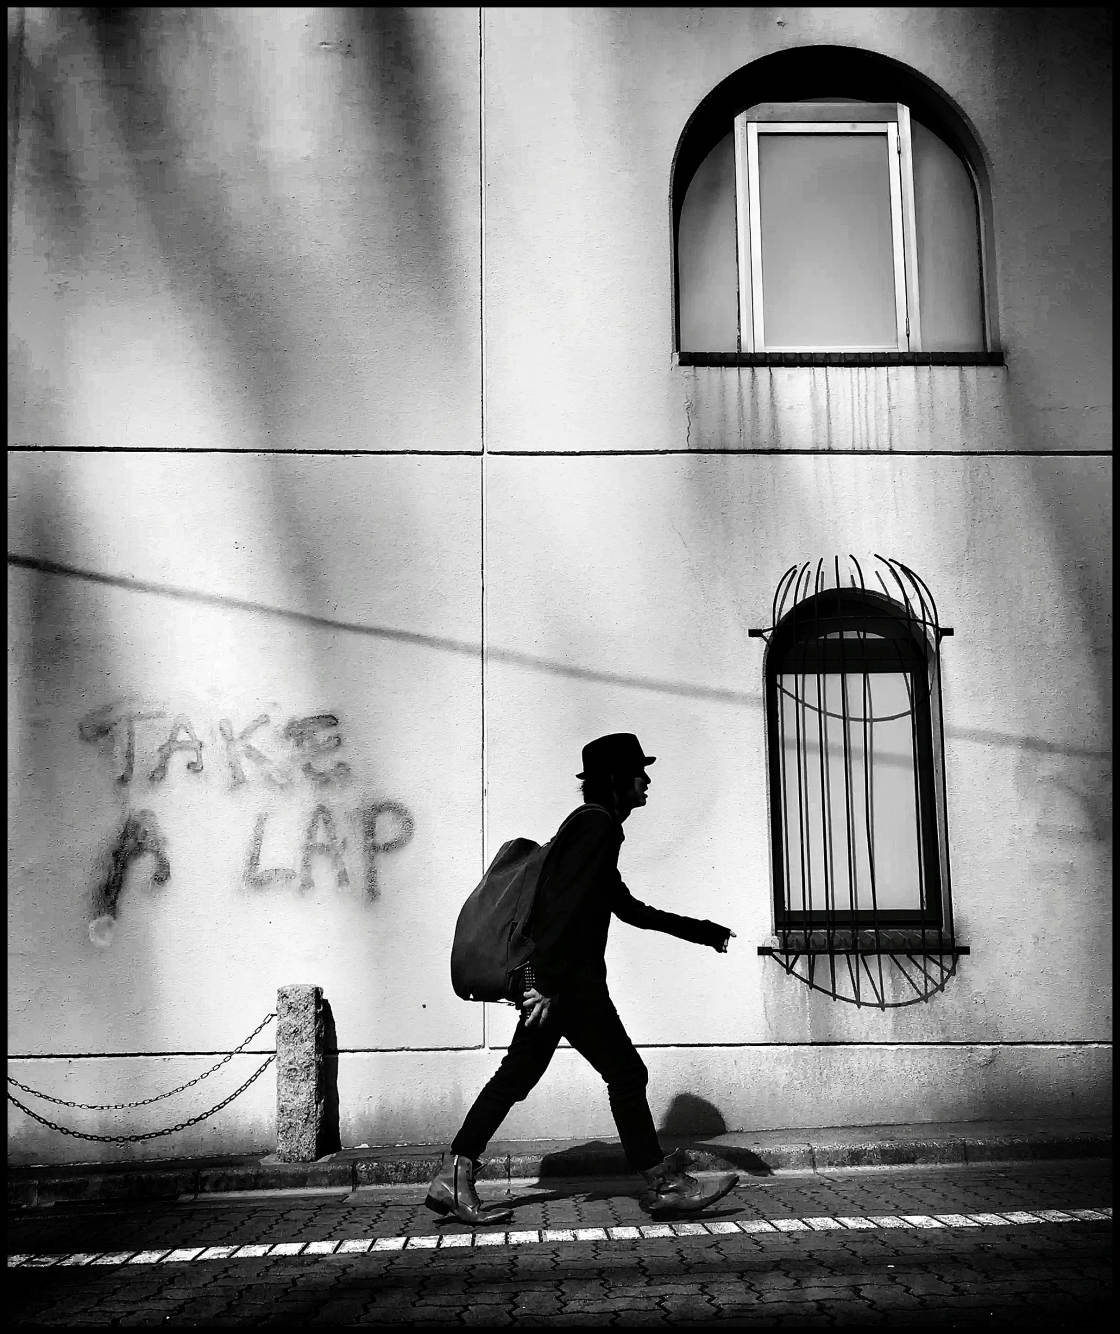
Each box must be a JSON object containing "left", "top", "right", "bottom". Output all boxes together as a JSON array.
[{"left": 733, "top": 102, "right": 922, "bottom": 353}]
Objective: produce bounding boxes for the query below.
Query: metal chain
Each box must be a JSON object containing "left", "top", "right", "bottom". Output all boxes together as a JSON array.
[
  {"left": 7, "top": 1054, "right": 276, "bottom": 1143},
  {"left": 6, "top": 1012, "right": 277, "bottom": 1110}
]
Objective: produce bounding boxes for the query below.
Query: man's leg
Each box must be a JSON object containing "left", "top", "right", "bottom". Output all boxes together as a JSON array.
[
  {"left": 561, "top": 987, "right": 739, "bottom": 1217},
  {"left": 450, "top": 1011, "right": 562, "bottom": 1161},
  {"left": 426, "top": 1011, "right": 562, "bottom": 1225},
  {"left": 558, "top": 987, "right": 663, "bottom": 1172}
]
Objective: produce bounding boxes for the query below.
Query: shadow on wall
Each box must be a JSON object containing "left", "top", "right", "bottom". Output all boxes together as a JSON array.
[
  {"left": 538, "top": 1093, "right": 774, "bottom": 1179},
  {"left": 660, "top": 1091, "right": 774, "bottom": 1177},
  {"left": 11, "top": 6, "right": 462, "bottom": 452},
  {"left": 320, "top": 996, "right": 341, "bottom": 1157},
  {"left": 10, "top": 551, "right": 1109, "bottom": 765},
  {"left": 343, "top": 5, "right": 456, "bottom": 300},
  {"left": 6, "top": 552, "right": 765, "bottom": 711},
  {"left": 81, "top": 7, "right": 312, "bottom": 452},
  {"left": 659, "top": 1090, "right": 727, "bottom": 1137}
]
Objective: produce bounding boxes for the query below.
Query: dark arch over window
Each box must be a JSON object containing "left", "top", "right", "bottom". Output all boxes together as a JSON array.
[{"left": 671, "top": 45, "right": 998, "bottom": 358}]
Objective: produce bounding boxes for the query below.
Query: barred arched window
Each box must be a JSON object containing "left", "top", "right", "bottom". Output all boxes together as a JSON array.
[{"left": 752, "top": 557, "right": 966, "bottom": 1006}]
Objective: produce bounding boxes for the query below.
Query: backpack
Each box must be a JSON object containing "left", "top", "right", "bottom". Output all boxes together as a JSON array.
[{"left": 450, "top": 805, "right": 604, "bottom": 1002}]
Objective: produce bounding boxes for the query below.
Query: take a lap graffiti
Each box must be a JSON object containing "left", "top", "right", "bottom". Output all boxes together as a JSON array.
[{"left": 79, "top": 704, "right": 414, "bottom": 947}]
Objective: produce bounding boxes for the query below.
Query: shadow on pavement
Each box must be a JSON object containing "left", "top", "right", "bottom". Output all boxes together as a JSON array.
[{"left": 538, "top": 1136, "right": 775, "bottom": 1181}]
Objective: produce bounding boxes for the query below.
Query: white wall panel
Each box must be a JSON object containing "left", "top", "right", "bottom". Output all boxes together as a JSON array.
[
  {"left": 483, "top": 453, "right": 1111, "bottom": 1046},
  {"left": 8, "top": 454, "right": 484, "bottom": 1070},
  {"left": 8, "top": 7, "right": 481, "bottom": 452},
  {"left": 483, "top": 7, "right": 1110, "bottom": 453}
]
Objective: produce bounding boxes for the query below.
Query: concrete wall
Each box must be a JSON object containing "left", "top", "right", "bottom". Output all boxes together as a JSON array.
[
  {"left": 482, "top": 6, "right": 1111, "bottom": 454},
  {"left": 8, "top": 7, "right": 482, "bottom": 452},
  {"left": 8, "top": 450, "right": 486, "bottom": 1156},
  {"left": 7, "top": 7, "right": 1111, "bottom": 1164}
]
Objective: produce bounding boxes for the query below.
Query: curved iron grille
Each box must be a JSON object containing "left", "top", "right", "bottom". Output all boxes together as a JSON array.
[{"left": 750, "top": 555, "right": 968, "bottom": 1007}]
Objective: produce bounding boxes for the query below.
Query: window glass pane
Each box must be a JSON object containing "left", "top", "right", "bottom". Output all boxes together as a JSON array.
[
  {"left": 911, "top": 119, "right": 984, "bottom": 350},
  {"left": 758, "top": 132, "right": 897, "bottom": 349},
  {"left": 778, "top": 672, "right": 921, "bottom": 914},
  {"left": 677, "top": 131, "right": 739, "bottom": 352}
]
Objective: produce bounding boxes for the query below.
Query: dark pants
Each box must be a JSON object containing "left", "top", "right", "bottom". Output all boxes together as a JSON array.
[{"left": 451, "top": 985, "right": 664, "bottom": 1173}]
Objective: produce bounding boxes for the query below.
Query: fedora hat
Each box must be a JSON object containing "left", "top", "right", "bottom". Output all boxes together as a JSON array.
[{"left": 577, "top": 733, "right": 656, "bottom": 779}]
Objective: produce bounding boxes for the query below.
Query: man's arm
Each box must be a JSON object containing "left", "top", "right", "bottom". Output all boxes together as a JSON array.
[{"left": 612, "top": 881, "right": 733, "bottom": 951}]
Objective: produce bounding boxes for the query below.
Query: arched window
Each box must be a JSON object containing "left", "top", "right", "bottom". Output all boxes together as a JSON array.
[
  {"left": 674, "top": 49, "right": 994, "bottom": 358},
  {"left": 751, "top": 557, "right": 967, "bottom": 1006}
]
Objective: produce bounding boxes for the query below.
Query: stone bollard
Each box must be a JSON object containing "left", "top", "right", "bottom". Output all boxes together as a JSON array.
[{"left": 275, "top": 983, "right": 326, "bottom": 1162}]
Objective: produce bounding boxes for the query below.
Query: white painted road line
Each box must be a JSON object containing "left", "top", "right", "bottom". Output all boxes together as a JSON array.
[
  {"left": 159, "top": 1248, "right": 205, "bottom": 1263},
  {"left": 7, "top": 1206, "right": 1110, "bottom": 1268}
]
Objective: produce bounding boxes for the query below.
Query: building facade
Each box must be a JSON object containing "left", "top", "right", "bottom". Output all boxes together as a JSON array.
[{"left": 7, "top": 7, "right": 1111, "bottom": 1165}]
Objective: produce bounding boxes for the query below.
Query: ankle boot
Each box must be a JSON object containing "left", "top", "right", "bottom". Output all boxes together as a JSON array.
[
  {"left": 424, "top": 1153, "right": 514, "bottom": 1226},
  {"left": 639, "top": 1149, "right": 739, "bottom": 1218}
]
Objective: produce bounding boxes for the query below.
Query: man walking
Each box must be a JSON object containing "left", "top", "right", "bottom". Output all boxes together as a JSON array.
[{"left": 426, "top": 733, "right": 739, "bottom": 1225}]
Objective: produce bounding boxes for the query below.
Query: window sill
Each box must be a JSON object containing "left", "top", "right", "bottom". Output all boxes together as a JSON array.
[
  {"left": 679, "top": 352, "right": 1003, "bottom": 368},
  {"left": 759, "top": 929, "right": 969, "bottom": 956}
]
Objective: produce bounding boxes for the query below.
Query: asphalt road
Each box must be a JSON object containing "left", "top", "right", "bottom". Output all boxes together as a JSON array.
[{"left": 8, "top": 1160, "right": 1111, "bottom": 1326}]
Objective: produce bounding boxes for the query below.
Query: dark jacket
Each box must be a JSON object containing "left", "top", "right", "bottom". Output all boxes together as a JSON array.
[{"left": 528, "top": 803, "right": 730, "bottom": 995}]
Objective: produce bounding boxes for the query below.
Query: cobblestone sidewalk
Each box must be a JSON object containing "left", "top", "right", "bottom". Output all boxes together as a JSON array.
[{"left": 8, "top": 1161, "right": 1112, "bottom": 1326}]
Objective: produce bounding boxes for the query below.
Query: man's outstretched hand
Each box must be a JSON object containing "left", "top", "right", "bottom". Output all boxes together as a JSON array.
[
  {"left": 717, "top": 930, "right": 737, "bottom": 953},
  {"left": 521, "top": 987, "right": 555, "bottom": 1027}
]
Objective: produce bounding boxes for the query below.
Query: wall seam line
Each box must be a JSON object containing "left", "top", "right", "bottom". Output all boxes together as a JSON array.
[
  {"left": 7, "top": 447, "right": 1110, "bottom": 459},
  {"left": 479, "top": 5, "right": 489, "bottom": 1052},
  {"left": 11, "top": 1040, "right": 1111, "bottom": 1060}
]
